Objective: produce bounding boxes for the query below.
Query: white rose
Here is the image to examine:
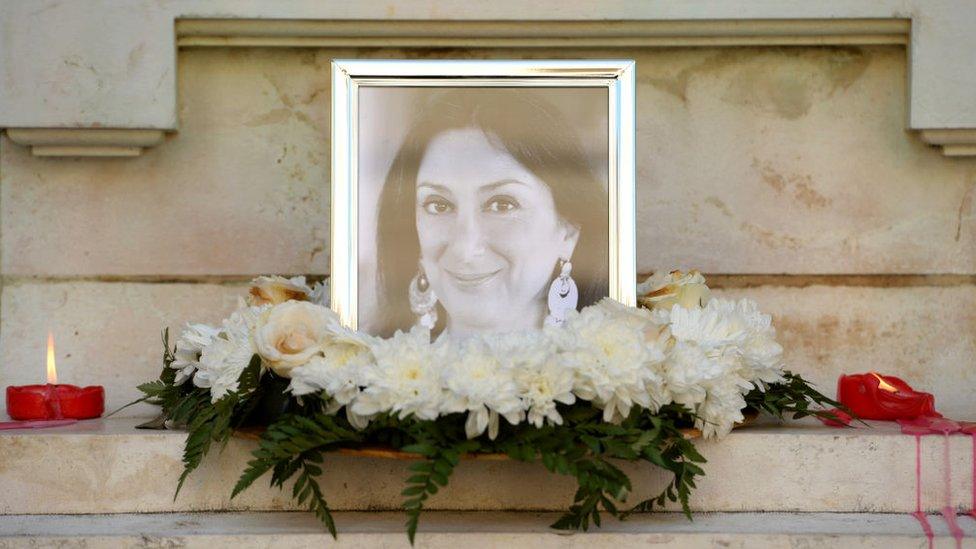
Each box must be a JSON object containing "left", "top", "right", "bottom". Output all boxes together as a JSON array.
[
  {"left": 247, "top": 275, "right": 311, "bottom": 306},
  {"left": 255, "top": 301, "right": 336, "bottom": 378},
  {"left": 638, "top": 270, "right": 710, "bottom": 311}
]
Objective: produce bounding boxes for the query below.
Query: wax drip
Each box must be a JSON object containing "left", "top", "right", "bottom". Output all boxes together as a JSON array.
[
  {"left": 971, "top": 434, "right": 976, "bottom": 521},
  {"left": 900, "top": 417, "right": 971, "bottom": 547},
  {"left": 963, "top": 425, "right": 976, "bottom": 521},
  {"left": 940, "top": 435, "right": 964, "bottom": 548},
  {"left": 911, "top": 434, "right": 935, "bottom": 549}
]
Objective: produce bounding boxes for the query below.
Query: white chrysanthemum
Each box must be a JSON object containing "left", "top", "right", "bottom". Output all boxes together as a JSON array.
[
  {"left": 440, "top": 337, "right": 524, "bottom": 439},
  {"left": 193, "top": 305, "right": 265, "bottom": 402},
  {"left": 556, "top": 298, "right": 670, "bottom": 422},
  {"left": 488, "top": 333, "right": 574, "bottom": 428},
  {"left": 720, "top": 299, "right": 785, "bottom": 386},
  {"left": 662, "top": 298, "right": 786, "bottom": 438},
  {"left": 669, "top": 299, "right": 784, "bottom": 387},
  {"left": 351, "top": 327, "right": 446, "bottom": 421},
  {"left": 695, "top": 380, "right": 747, "bottom": 439},
  {"left": 668, "top": 301, "right": 748, "bottom": 350},
  {"left": 289, "top": 331, "right": 374, "bottom": 430},
  {"left": 170, "top": 323, "right": 220, "bottom": 385},
  {"left": 288, "top": 328, "right": 374, "bottom": 403},
  {"left": 663, "top": 341, "right": 723, "bottom": 408}
]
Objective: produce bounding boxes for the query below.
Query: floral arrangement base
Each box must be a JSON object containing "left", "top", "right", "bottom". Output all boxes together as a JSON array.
[
  {"left": 232, "top": 409, "right": 761, "bottom": 460},
  {"left": 131, "top": 271, "right": 843, "bottom": 544}
]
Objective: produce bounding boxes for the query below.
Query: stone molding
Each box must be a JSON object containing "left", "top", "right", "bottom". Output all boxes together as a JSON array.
[
  {"left": 919, "top": 129, "right": 976, "bottom": 157},
  {"left": 4, "top": 129, "right": 166, "bottom": 158},
  {"left": 175, "top": 18, "right": 910, "bottom": 48}
]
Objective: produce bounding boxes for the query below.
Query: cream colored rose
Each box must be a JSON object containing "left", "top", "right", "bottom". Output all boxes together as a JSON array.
[
  {"left": 638, "top": 270, "right": 711, "bottom": 310},
  {"left": 255, "top": 301, "right": 335, "bottom": 378},
  {"left": 247, "top": 276, "right": 310, "bottom": 306}
]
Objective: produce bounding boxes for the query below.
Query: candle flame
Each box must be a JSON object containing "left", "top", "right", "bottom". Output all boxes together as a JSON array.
[
  {"left": 870, "top": 372, "right": 897, "bottom": 393},
  {"left": 46, "top": 332, "right": 57, "bottom": 385}
]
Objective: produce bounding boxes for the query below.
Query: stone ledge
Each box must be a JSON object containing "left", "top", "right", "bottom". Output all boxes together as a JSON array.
[
  {"left": 0, "top": 418, "right": 971, "bottom": 515},
  {"left": 4, "top": 129, "right": 166, "bottom": 157},
  {"left": 919, "top": 129, "right": 976, "bottom": 157},
  {"left": 0, "top": 511, "right": 972, "bottom": 548}
]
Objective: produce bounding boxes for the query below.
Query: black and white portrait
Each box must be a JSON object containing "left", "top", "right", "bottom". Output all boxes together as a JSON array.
[{"left": 356, "top": 86, "right": 610, "bottom": 337}]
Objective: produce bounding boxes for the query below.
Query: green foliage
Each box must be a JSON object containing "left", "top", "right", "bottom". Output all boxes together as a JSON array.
[
  {"left": 139, "top": 329, "right": 843, "bottom": 544},
  {"left": 399, "top": 437, "right": 479, "bottom": 543},
  {"left": 230, "top": 413, "right": 362, "bottom": 538},
  {"left": 130, "top": 331, "right": 273, "bottom": 499},
  {"left": 746, "top": 372, "right": 851, "bottom": 424},
  {"left": 175, "top": 392, "right": 234, "bottom": 497}
]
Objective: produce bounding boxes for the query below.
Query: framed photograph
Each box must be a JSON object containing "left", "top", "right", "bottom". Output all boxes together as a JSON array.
[{"left": 331, "top": 59, "right": 636, "bottom": 337}]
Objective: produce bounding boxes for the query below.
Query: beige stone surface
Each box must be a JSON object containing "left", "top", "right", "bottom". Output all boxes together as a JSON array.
[
  {"left": 0, "top": 282, "right": 247, "bottom": 417},
  {"left": 0, "top": 47, "right": 332, "bottom": 276},
  {"left": 713, "top": 285, "right": 976, "bottom": 420},
  {"left": 2, "top": 47, "right": 974, "bottom": 276},
  {"left": 0, "top": 511, "right": 971, "bottom": 548},
  {"left": 636, "top": 47, "right": 976, "bottom": 274},
  {"left": 0, "top": 418, "right": 970, "bottom": 515}
]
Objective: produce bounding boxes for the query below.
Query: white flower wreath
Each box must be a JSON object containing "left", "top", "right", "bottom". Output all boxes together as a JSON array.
[{"left": 170, "top": 270, "right": 785, "bottom": 440}]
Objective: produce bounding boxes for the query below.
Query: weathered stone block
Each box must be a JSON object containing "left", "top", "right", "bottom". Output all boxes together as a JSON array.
[
  {"left": 0, "top": 418, "right": 969, "bottom": 514},
  {"left": 2, "top": 47, "right": 973, "bottom": 276},
  {"left": 0, "top": 282, "right": 246, "bottom": 416},
  {"left": 714, "top": 285, "right": 976, "bottom": 420}
]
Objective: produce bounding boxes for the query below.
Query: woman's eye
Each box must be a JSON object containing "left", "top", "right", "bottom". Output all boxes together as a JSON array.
[
  {"left": 421, "top": 197, "right": 454, "bottom": 215},
  {"left": 485, "top": 196, "right": 520, "bottom": 213}
]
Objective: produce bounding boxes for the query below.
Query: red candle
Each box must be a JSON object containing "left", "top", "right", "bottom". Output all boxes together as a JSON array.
[
  {"left": 4, "top": 333, "right": 104, "bottom": 421},
  {"left": 837, "top": 372, "right": 940, "bottom": 421},
  {"left": 6, "top": 384, "right": 104, "bottom": 420}
]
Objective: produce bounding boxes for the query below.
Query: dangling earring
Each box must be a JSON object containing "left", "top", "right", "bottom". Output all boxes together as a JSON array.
[
  {"left": 409, "top": 264, "right": 438, "bottom": 330},
  {"left": 544, "top": 259, "right": 578, "bottom": 327}
]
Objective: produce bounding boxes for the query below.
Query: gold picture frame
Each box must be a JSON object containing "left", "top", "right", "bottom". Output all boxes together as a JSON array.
[{"left": 331, "top": 59, "right": 636, "bottom": 333}]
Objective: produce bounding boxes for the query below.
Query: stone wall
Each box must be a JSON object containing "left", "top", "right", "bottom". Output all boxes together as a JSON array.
[{"left": 2, "top": 46, "right": 974, "bottom": 417}]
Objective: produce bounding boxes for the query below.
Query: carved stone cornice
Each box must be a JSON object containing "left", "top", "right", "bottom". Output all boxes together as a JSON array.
[
  {"left": 918, "top": 129, "right": 976, "bottom": 157},
  {"left": 2, "top": 1, "right": 975, "bottom": 157},
  {"left": 175, "top": 18, "right": 910, "bottom": 48},
  {"left": 5, "top": 129, "right": 166, "bottom": 157}
]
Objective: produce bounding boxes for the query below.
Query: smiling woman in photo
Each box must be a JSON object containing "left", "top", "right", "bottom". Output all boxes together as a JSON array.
[{"left": 374, "top": 89, "right": 609, "bottom": 337}]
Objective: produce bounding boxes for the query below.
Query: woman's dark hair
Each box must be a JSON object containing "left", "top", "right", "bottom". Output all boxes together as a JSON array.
[{"left": 375, "top": 88, "right": 609, "bottom": 336}]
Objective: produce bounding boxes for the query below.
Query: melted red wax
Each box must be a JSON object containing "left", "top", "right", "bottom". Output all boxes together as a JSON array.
[
  {"left": 909, "top": 434, "right": 935, "bottom": 549},
  {"left": 839, "top": 373, "right": 940, "bottom": 421},
  {"left": 941, "top": 436, "right": 964, "bottom": 548},
  {"left": 897, "top": 416, "right": 960, "bottom": 436},
  {"left": 824, "top": 375, "right": 974, "bottom": 543},
  {"left": 820, "top": 374, "right": 940, "bottom": 428},
  {"left": 899, "top": 417, "right": 968, "bottom": 548},
  {"left": 963, "top": 423, "right": 976, "bottom": 521},
  {"left": 817, "top": 408, "right": 852, "bottom": 427}
]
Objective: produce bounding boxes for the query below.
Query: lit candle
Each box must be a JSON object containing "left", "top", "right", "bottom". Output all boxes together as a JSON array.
[
  {"left": 836, "top": 372, "right": 940, "bottom": 421},
  {"left": 5, "top": 332, "right": 104, "bottom": 421}
]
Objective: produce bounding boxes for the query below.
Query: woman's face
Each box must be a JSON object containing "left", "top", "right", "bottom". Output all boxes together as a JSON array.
[{"left": 415, "top": 128, "right": 580, "bottom": 335}]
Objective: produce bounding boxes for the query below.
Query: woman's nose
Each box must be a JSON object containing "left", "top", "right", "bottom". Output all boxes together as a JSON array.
[{"left": 446, "top": 208, "right": 488, "bottom": 263}]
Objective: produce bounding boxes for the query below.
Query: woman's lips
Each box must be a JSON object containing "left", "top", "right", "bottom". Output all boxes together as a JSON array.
[{"left": 444, "top": 268, "right": 501, "bottom": 290}]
